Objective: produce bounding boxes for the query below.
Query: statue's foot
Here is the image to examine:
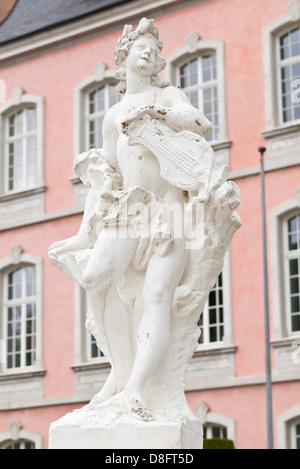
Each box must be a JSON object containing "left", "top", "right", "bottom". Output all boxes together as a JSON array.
[
  {"left": 89, "top": 372, "right": 117, "bottom": 406},
  {"left": 123, "top": 388, "right": 153, "bottom": 421}
]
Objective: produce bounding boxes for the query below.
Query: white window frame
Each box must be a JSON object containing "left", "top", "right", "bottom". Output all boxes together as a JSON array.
[
  {"left": 0, "top": 87, "right": 44, "bottom": 198},
  {"left": 194, "top": 402, "right": 236, "bottom": 446},
  {"left": 165, "top": 38, "right": 228, "bottom": 145},
  {"left": 278, "top": 405, "right": 300, "bottom": 449},
  {"left": 175, "top": 53, "right": 219, "bottom": 142},
  {"left": 74, "top": 284, "right": 108, "bottom": 366},
  {"left": 283, "top": 212, "right": 300, "bottom": 335},
  {"left": 85, "top": 82, "right": 120, "bottom": 151},
  {"left": 0, "top": 246, "right": 43, "bottom": 375},
  {"left": 276, "top": 25, "right": 300, "bottom": 125},
  {"left": 0, "top": 420, "right": 42, "bottom": 449},
  {"left": 3, "top": 265, "right": 37, "bottom": 370},
  {"left": 5, "top": 107, "right": 38, "bottom": 193},
  {"left": 270, "top": 193, "right": 300, "bottom": 340},
  {"left": 74, "top": 63, "right": 120, "bottom": 156},
  {"left": 290, "top": 418, "right": 300, "bottom": 449},
  {"left": 196, "top": 251, "right": 234, "bottom": 349},
  {"left": 263, "top": 11, "right": 300, "bottom": 130}
]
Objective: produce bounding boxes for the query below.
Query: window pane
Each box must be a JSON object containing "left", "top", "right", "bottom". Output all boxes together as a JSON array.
[
  {"left": 292, "top": 314, "right": 300, "bottom": 332},
  {"left": 291, "top": 296, "right": 300, "bottom": 313},
  {"left": 8, "top": 268, "right": 22, "bottom": 299},
  {"left": 109, "top": 84, "right": 119, "bottom": 106},
  {"left": 95, "top": 87, "right": 105, "bottom": 112},
  {"left": 290, "top": 259, "right": 299, "bottom": 276},
  {"left": 26, "top": 108, "right": 36, "bottom": 131},
  {"left": 5, "top": 267, "right": 37, "bottom": 369},
  {"left": 26, "top": 266, "right": 36, "bottom": 296},
  {"left": 279, "top": 28, "right": 300, "bottom": 123},
  {"left": 296, "top": 423, "right": 300, "bottom": 449},
  {"left": 292, "top": 63, "right": 300, "bottom": 78}
]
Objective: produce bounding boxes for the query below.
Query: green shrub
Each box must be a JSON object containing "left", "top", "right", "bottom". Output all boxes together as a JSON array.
[{"left": 203, "top": 437, "right": 235, "bottom": 449}]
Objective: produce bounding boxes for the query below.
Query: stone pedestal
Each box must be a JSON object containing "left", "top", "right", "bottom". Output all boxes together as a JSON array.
[{"left": 49, "top": 395, "right": 203, "bottom": 449}]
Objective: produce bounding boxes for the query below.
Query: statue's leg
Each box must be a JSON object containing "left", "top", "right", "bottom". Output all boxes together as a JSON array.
[
  {"left": 123, "top": 237, "right": 187, "bottom": 420},
  {"left": 82, "top": 227, "right": 138, "bottom": 404}
]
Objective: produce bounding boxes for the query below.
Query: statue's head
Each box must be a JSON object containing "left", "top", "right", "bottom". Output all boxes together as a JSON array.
[{"left": 114, "top": 17, "right": 169, "bottom": 94}]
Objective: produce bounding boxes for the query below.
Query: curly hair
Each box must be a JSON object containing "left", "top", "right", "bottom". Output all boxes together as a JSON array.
[{"left": 114, "top": 17, "right": 170, "bottom": 94}]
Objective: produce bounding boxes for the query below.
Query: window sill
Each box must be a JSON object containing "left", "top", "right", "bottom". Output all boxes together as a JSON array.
[
  {"left": 0, "top": 185, "right": 46, "bottom": 203},
  {"left": 0, "top": 186, "right": 46, "bottom": 230},
  {"left": 0, "top": 368, "right": 46, "bottom": 381},
  {"left": 185, "top": 343, "right": 236, "bottom": 391},
  {"left": 194, "top": 343, "right": 237, "bottom": 357},
  {"left": 261, "top": 122, "right": 300, "bottom": 163},
  {"left": 271, "top": 335, "right": 300, "bottom": 375},
  {"left": 70, "top": 358, "right": 110, "bottom": 373}
]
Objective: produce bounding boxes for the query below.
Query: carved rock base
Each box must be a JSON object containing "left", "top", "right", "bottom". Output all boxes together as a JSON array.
[{"left": 48, "top": 395, "right": 203, "bottom": 449}]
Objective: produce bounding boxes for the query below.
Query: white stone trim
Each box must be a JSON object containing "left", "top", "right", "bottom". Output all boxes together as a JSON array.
[
  {"left": 0, "top": 248, "right": 43, "bottom": 375},
  {"left": 263, "top": 12, "right": 300, "bottom": 131},
  {"left": 74, "top": 64, "right": 119, "bottom": 156},
  {"left": 165, "top": 38, "right": 228, "bottom": 144},
  {"left": 194, "top": 402, "right": 236, "bottom": 445},
  {"left": 0, "top": 420, "right": 43, "bottom": 449},
  {"left": 269, "top": 192, "right": 300, "bottom": 341},
  {"left": 0, "top": 87, "right": 44, "bottom": 196},
  {"left": 277, "top": 404, "right": 300, "bottom": 449}
]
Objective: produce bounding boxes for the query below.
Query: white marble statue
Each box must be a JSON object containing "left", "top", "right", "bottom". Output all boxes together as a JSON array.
[{"left": 49, "top": 17, "right": 241, "bottom": 440}]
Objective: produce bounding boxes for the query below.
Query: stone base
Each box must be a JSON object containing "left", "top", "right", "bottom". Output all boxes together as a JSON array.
[{"left": 49, "top": 395, "right": 203, "bottom": 449}]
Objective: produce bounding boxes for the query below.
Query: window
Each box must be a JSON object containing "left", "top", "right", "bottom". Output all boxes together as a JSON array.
[
  {"left": 199, "top": 273, "right": 224, "bottom": 344},
  {"left": 284, "top": 213, "right": 300, "bottom": 333},
  {"left": 85, "top": 294, "right": 104, "bottom": 360},
  {"left": 74, "top": 64, "right": 120, "bottom": 157},
  {"left": 73, "top": 65, "right": 120, "bottom": 207},
  {"left": 0, "top": 87, "right": 44, "bottom": 197},
  {"left": 166, "top": 38, "right": 227, "bottom": 146},
  {"left": 72, "top": 284, "right": 110, "bottom": 398},
  {"left": 178, "top": 54, "right": 219, "bottom": 141},
  {"left": 0, "top": 246, "right": 43, "bottom": 378},
  {"left": 278, "top": 26, "right": 300, "bottom": 124},
  {"left": 194, "top": 402, "right": 236, "bottom": 445},
  {"left": 278, "top": 406, "right": 300, "bottom": 449},
  {"left": 203, "top": 424, "right": 227, "bottom": 439},
  {"left": 86, "top": 83, "right": 120, "bottom": 150},
  {"left": 3, "top": 265, "right": 37, "bottom": 370},
  {"left": 3, "top": 440, "right": 35, "bottom": 449},
  {"left": 6, "top": 107, "right": 37, "bottom": 192},
  {"left": 0, "top": 421, "right": 42, "bottom": 449},
  {"left": 291, "top": 420, "right": 300, "bottom": 449}
]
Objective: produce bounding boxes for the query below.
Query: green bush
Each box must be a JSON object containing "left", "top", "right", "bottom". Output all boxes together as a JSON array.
[{"left": 203, "top": 437, "right": 235, "bottom": 449}]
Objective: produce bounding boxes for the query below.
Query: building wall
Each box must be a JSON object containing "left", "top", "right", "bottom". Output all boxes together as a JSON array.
[{"left": 0, "top": 0, "right": 299, "bottom": 449}]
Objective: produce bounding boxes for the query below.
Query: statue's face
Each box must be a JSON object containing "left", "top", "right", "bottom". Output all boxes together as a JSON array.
[{"left": 125, "top": 35, "right": 158, "bottom": 77}]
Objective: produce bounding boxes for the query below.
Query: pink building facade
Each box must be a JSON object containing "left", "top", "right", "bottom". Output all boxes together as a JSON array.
[{"left": 0, "top": 0, "right": 299, "bottom": 449}]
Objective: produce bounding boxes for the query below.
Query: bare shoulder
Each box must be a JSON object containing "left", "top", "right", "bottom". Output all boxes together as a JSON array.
[
  {"left": 159, "top": 85, "right": 190, "bottom": 107},
  {"left": 104, "top": 99, "right": 123, "bottom": 123}
]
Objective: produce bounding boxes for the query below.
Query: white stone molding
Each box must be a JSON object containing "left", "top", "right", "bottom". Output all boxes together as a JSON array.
[
  {"left": 0, "top": 88, "right": 45, "bottom": 195},
  {"left": 0, "top": 88, "right": 45, "bottom": 228},
  {"left": 165, "top": 38, "right": 228, "bottom": 145},
  {"left": 0, "top": 420, "right": 42, "bottom": 448},
  {"left": 277, "top": 405, "right": 300, "bottom": 449},
  {"left": 0, "top": 250, "right": 44, "bottom": 376},
  {"left": 194, "top": 403, "right": 236, "bottom": 445},
  {"left": 288, "top": 0, "right": 300, "bottom": 21},
  {"left": 269, "top": 196, "right": 300, "bottom": 341},
  {"left": 263, "top": 13, "right": 300, "bottom": 131},
  {"left": 73, "top": 64, "right": 118, "bottom": 157}
]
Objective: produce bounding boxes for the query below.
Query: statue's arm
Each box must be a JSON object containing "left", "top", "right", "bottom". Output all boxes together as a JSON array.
[
  {"left": 122, "top": 86, "right": 212, "bottom": 138},
  {"left": 161, "top": 86, "right": 213, "bottom": 137}
]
